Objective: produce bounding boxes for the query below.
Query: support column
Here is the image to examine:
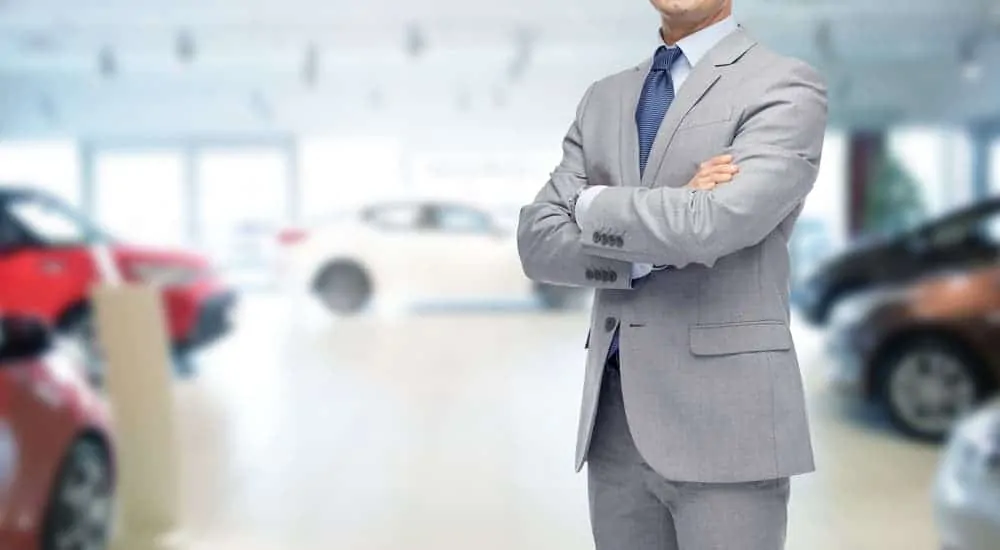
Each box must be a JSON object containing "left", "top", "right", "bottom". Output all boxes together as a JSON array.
[
  {"left": 93, "top": 284, "right": 186, "bottom": 550},
  {"left": 284, "top": 138, "right": 301, "bottom": 223},
  {"left": 182, "top": 144, "right": 200, "bottom": 248},
  {"left": 79, "top": 141, "right": 97, "bottom": 218},
  {"left": 970, "top": 125, "right": 996, "bottom": 200},
  {"left": 847, "top": 131, "right": 886, "bottom": 238}
]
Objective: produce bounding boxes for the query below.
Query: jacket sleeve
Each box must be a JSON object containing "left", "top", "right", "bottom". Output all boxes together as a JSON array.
[
  {"left": 516, "top": 83, "right": 634, "bottom": 289},
  {"left": 576, "top": 61, "right": 828, "bottom": 269}
]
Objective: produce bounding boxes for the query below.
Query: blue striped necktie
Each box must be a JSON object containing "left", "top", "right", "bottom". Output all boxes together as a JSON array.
[
  {"left": 608, "top": 45, "right": 682, "bottom": 362},
  {"left": 637, "top": 45, "right": 683, "bottom": 176}
]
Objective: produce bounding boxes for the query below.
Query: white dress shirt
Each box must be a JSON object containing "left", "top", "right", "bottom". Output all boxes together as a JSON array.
[{"left": 574, "top": 16, "right": 739, "bottom": 281}]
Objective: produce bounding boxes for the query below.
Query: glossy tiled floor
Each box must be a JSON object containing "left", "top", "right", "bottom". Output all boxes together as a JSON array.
[{"left": 173, "top": 293, "right": 942, "bottom": 550}]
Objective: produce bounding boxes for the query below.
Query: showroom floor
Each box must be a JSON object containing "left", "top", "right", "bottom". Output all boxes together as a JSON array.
[{"left": 174, "top": 292, "right": 942, "bottom": 550}]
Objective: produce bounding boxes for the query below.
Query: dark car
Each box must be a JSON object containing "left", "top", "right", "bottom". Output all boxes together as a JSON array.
[
  {"left": 825, "top": 264, "right": 1000, "bottom": 440},
  {"left": 797, "top": 198, "right": 1000, "bottom": 325}
]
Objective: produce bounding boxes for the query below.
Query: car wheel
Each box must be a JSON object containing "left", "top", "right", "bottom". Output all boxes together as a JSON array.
[
  {"left": 314, "top": 261, "right": 373, "bottom": 315},
  {"left": 879, "top": 337, "right": 986, "bottom": 441},
  {"left": 534, "top": 283, "right": 585, "bottom": 310},
  {"left": 59, "top": 307, "right": 104, "bottom": 387},
  {"left": 41, "top": 438, "right": 115, "bottom": 550}
]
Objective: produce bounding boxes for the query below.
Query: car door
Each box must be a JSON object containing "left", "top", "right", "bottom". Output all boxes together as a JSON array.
[
  {"left": 420, "top": 203, "right": 516, "bottom": 300},
  {"left": 357, "top": 202, "right": 440, "bottom": 300},
  {"left": 0, "top": 193, "right": 99, "bottom": 324}
]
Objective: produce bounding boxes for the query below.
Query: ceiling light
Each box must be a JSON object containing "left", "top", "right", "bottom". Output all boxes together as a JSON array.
[
  {"left": 508, "top": 27, "right": 535, "bottom": 82},
  {"left": 98, "top": 46, "right": 117, "bottom": 79},
  {"left": 175, "top": 29, "right": 196, "bottom": 64},
  {"left": 405, "top": 24, "right": 426, "bottom": 58},
  {"left": 958, "top": 35, "right": 984, "bottom": 83},
  {"left": 303, "top": 43, "right": 320, "bottom": 89}
]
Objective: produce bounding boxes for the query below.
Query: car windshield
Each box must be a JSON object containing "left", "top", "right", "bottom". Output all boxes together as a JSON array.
[
  {"left": 922, "top": 205, "right": 1000, "bottom": 249},
  {"left": 5, "top": 194, "right": 111, "bottom": 246}
]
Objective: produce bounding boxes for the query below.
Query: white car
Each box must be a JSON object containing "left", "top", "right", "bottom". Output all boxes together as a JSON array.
[
  {"left": 934, "top": 399, "right": 1000, "bottom": 550},
  {"left": 277, "top": 200, "right": 585, "bottom": 314}
]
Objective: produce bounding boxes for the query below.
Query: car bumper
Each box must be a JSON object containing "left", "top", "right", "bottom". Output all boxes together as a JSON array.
[
  {"left": 176, "top": 290, "right": 236, "bottom": 351},
  {"left": 823, "top": 325, "right": 871, "bottom": 396},
  {"left": 934, "top": 454, "right": 1000, "bottom": 550},
  {"left": 793, "top": 281, "right": 827, "bottom": 326}
]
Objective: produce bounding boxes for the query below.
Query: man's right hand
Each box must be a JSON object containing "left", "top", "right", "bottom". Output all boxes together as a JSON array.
[{"left": 686, "top": 154, "right": 739, "bottom": 190}]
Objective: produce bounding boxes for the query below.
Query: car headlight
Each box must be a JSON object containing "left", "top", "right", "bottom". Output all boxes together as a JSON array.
[
  {"left": 129, "top": 263, "right": 202, "bottom": 287},
  {"left": 828, "top": 288, "right": 909, "bottom": 328}
]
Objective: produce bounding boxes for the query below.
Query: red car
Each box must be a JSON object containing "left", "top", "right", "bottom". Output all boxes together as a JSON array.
[
  {"left": 0, "top": 187, "right": 235, "bottom": 375},
  {"left": 0, "top": 314, "right": 116, "bottom": 550}
]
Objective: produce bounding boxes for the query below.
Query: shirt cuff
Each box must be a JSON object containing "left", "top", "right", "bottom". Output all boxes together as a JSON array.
[
  {"left": 631, "top": 262, "right": 654, "bottom": 280},
  {"left": 574, "top": 185, "right": 607, "bottom": 224}
]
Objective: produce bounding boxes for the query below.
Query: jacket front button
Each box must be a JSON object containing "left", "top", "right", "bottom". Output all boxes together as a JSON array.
[{"left": 604, "top": 317, "right": 617, "bottom": 333}]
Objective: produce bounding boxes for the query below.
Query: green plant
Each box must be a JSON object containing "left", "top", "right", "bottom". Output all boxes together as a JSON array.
[{"left": 864, "top": 152, "right": 926, "bottom": 236}]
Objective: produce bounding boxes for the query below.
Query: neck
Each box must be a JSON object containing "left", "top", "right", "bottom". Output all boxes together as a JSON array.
[{"left": 660, "top": 6, "right": 731, "bottom": 45}]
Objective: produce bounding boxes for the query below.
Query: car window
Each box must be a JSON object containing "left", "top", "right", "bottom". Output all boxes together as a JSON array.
[
  {"left": 431, "top": 205, "right": 495, "bottom": 234},
  {"left": 363, "top": 204, "right": 427, "bottom": 231},
  {"left": 6, "top": 196, "right": 91, "bottom": 245},
  {"left": 978, "top": 213, "right": 1000, "bottom": 245},
  {"left": 0, "top": 211, "right": 25, "bottom": 248}
]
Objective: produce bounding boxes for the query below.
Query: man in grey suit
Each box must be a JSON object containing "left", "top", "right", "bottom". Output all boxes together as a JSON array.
[{"left": 516, "top": 0, "right": 827, "bottom": 548}]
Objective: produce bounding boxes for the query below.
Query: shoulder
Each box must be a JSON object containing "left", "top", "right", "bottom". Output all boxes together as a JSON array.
[
  {"left": 741, "top": 43, "right": 827, "bottom": 92},
  {"left": 573, "top": 61, "right": 646, "bottom": 113}
]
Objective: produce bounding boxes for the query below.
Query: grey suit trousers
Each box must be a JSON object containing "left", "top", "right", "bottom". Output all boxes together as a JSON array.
[{"left": 588, "top": 362, "right": 790, "bottom": 550}]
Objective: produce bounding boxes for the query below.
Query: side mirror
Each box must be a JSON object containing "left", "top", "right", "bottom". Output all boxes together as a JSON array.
[{"left": 0, "top": 315, "right": 53, "bottom": 361}]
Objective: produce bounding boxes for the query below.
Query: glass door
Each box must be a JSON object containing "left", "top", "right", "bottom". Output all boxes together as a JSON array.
[
  {"left": 94, "top": 150, "right": 187, "bottom": 247},
  {"left": 196, "top": 148, "right": 289, "bottom": 281}
]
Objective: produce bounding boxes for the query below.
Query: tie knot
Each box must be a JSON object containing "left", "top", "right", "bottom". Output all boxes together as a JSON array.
[{"left": 651, "top": 46, "right": 682, "bottom": 72}]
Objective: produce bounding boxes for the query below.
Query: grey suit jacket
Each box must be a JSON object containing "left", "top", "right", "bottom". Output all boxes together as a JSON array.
[{"left": 517, "top": 28, "right": 827, "bottom": 483}]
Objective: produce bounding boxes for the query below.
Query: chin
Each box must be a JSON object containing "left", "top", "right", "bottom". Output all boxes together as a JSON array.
[{"left": 651, "top": 0, "right": 697, "bottom": 14}]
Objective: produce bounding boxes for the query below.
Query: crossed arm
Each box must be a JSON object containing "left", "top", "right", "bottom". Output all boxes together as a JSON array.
[
  {"left": 516, "top": 61, "right": 827, "bottom": 287},
  {"left": 515, "top": 84, "right": 637, "bottom": 289},
  {"left": 574, "top": 62, "right": 828, "bottom": 269}
]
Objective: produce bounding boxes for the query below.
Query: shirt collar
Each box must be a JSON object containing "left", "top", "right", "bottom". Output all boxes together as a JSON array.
[{"left": 659, "top": 15, "right": 738, "bottom": 67}]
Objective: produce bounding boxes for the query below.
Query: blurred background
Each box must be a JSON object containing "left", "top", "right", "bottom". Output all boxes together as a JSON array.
[{"left": 1, "top": 0, "right": 1000, "bottom": 549}]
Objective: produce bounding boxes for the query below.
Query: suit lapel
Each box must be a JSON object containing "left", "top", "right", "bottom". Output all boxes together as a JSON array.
[
  {"left": 638, "top": 28, "right": 758, "bottom": 188},
  {"left": 619, "top": 59, "right": 650, "bottom": 189}
]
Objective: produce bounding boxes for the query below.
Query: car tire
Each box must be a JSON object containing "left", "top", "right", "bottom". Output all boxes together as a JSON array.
[
  {"left": 40, "top": 438, "right": 115, "bottom": 550},
  {"left": 878, "top": 336, "right": 988, "bottom": 441},
  {"left": 534, "top": 283, "right": 585, "bottom": 311},
  {"left": 59, "top": 306, "right": 104, "bottom": 387},
  {"left": 314, "top": 260, "right": 373, "bottom": 315}
]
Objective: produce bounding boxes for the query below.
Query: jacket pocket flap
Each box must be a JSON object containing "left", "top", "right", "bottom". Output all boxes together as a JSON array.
[
  {"left": 677, "top": 107, "right": 734, "bottom": 130},
  {"left": 689, "top": 321, "right": 792, "bottom": 356}
]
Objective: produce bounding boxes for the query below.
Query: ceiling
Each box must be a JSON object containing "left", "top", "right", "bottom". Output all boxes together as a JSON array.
[{"left": 0, "top": 0, "right": 998, "bottom": 141}]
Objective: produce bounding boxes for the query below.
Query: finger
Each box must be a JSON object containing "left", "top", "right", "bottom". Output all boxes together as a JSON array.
[
  {"left": 698, "top": 155, "right": 734, "bottom": 170},
  {"left": 697, "top": 171, "right": 734, "bottom": 183},
  {"left": 697, "top": 164, "right": 739, "bottom": 177}
]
